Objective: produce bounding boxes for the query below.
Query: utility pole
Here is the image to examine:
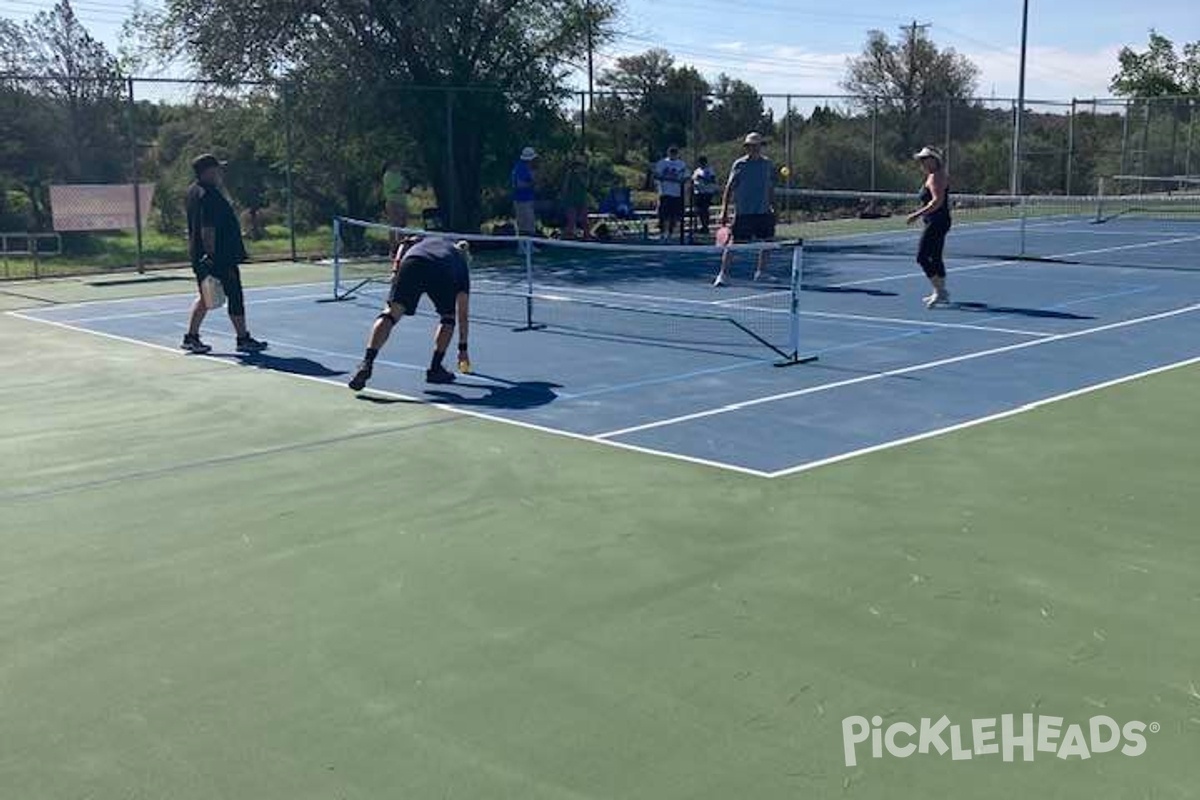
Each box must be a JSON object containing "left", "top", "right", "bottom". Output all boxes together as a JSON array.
[
  {"left": 586, "top": 0, "right": 595, "bottom": 113},
  {"left": 902, "top": 21, "right": 931, "bottom": 150},
  {"left": 1012, "top": 0, "right": 1030, "bottom": 195},
  {"left": 903, "top": 20, "right": 932, "bottom": 83}
]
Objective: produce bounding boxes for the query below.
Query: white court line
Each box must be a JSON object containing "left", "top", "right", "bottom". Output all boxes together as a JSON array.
[
  {"left": 799, "top": 310, "right": 1050, "bottom": 337},
  {"left": 832, "top": 232, "right": 1200, "bottom": 288},
  {"left": 59, "top": 291, "right": 334, "bottom": 323},
  {"left": 765, "top": 355, "right": 1200, "bottom": 478},
  {"left": 594, "top": 301, "right": 1200, "bottom": 439},
  {"left": 16, "top": 279, "right": 332, "bottom": 313},
  {"left": 5, "top": 310, "right": 775, "bottom": 479}
]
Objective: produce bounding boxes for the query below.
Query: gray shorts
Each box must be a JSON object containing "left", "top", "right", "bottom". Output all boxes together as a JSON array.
[{"left": 514, "top": 201, "right": 537, "bottom": 235}]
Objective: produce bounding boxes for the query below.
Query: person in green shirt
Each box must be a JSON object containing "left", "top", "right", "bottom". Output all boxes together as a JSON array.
[{"left": 560, "top": 156, "right": 590, "bottom": 239}]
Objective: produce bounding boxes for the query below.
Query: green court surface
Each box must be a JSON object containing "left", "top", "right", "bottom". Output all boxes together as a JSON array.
[{"left": 2, "top": 267, "right": 1199, "bottom": 799}]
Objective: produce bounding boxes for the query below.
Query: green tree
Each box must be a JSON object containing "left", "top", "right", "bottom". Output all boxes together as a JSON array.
[
  {"left": 0, "top": 2, "right": 126, "bottom": 229},
  {"left": 597, "top": 49, "right": 710, "bottom": 164},
  {"left": 1110, "top": 31, "right": 1199, "bottom": 96},
  {"left": 706, "top": 74, "right": 770, "bottom": 143},
  {"left": 0, "top": 18, "right": 24, "bottom": 73},
  {"left": 145, "top": 0, "right": 617, "bottom": 230},
  {"left": 842, "top": 28, "right": 979, "bottom": 154}
]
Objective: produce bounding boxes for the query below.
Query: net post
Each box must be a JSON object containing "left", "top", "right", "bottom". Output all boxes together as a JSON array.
[
  {"left": 775, "top": 241, "right": 817, "bottom": 367},
  {"left": 788, "top": 244, "right": 801, "bottom": 357},
  {"left": 1018, "top": 194, "right": 1027, "bottom": 257},
  {"left": 332, "top": 216, "right": 342, "bottom": 299},
  {"left": 521, "top": 237, "right": 538, "bottom": 331},
  {"left": 1095, "top": 177, "right": 1106, "bottom": 223}
]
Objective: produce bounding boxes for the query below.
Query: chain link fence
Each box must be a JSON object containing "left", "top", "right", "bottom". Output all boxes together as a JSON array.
[{"left": 1, "top": 73, "right": 1197, "bottom": 278}]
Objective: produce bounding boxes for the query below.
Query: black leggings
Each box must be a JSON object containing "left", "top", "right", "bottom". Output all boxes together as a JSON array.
[{"left": 917, "top": 218, "right": 951, "bottom": 279}]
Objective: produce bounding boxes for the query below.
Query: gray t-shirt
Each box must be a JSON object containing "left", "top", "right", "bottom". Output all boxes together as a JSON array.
[{"left": 727, "top": 155, "right": 773, "bottom": 215}]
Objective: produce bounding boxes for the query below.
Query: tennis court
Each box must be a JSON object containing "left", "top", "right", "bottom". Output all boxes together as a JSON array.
[
  {"left": 3, "top": 206, "right": 1200, "bottom": 799},
  {"left": 13, "top": 210, "right": 1200, "bottom": 476}
]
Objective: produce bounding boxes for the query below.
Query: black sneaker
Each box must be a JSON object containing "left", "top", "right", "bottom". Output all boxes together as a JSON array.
[
  {"left": 181, "top": 333, "right": 212, "bottom": 354},
  {"left": 426, "top": 365, "right": 456, "bottom": 384},
  {"left": 236, "top": 334, "right": 269, "bottom": 353},
  {"left": 348, "top": 362, "right": 373, "bottom": 391}
]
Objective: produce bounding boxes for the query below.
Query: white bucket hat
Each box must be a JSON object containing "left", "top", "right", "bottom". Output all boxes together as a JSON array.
[
  {"left": 743, "top": 132, "right": 765, "bottom": 146},
  {"left": 520, "top": 146, "right": 538, "bottom": 161},
  {"left": 913, "top": 146, "right": 943, "bottom": 163}
]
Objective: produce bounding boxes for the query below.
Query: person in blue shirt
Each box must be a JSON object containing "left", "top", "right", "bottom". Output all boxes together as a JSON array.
[{"left": 512, "top": 147, "right": 538, "bottom": 235}]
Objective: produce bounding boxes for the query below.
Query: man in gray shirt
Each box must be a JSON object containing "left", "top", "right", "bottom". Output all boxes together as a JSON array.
[{"left": 714, "top": 131, "right": 776, "bottom": 287}]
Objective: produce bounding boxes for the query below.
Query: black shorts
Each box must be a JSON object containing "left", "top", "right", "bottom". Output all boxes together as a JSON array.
[
  {"left": 389, "top": 256, "right": 458, "bottom": 317},
  {"left": 194, "top": 262, "right": 245, "bottom": 317},
  {"left": 732, "top": 213, "right": 776, "bottom": 242},
  {"left": 658, "top": 195, "right": 684, "bottom": 218}
]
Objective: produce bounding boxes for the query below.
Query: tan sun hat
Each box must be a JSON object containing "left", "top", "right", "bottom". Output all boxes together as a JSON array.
[
  {"left": 743, "top": 132, "right": 766, "bottom": 146},
  {"left": 913, "top": 146, "right": 943, "bottom": 163}
]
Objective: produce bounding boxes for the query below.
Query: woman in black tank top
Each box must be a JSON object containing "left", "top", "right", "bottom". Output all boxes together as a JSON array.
[{"left": 907, "top": 146, "right": 952, "bottom": 308}]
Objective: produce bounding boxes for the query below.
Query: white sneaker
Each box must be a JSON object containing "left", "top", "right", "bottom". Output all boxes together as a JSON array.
[
  {"left": 924, "top": 291, "right": 950, "bottom": 309},
  {"left": 713, "top": 275, "right": 730, "bottom": 288}
]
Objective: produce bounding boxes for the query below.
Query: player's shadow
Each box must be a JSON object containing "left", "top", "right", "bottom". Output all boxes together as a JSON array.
[
  {"left": 236, "top": 352, "right": 346, "bottom": 378},
  {"left": 425, "top": 376, "right": 562, "bottom": 410},
  {"left": 801, "top": 283, "right": 899, "bottom": 297},
  {"left": 951, "top": 301, "right": 1094, "bottom": 320}
]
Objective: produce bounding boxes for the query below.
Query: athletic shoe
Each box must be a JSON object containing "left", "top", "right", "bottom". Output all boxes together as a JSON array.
[
  {"left": 924, "top": 291, "right": 951, "bottom": 309},
  {"left": 712, "top": 275, "right": 730, "bottom": 288},
  {"left": 348, "top": 362, "right": 373, "bottom": 391},
  {"left": 426, "top": 365, "right": 456, "bottom": 384},
  {"left": 236, "top": 334, "right": 269, "bottom": 353},
  {"left": 181, "top": 333, "right": 212, "bottom": 354}
]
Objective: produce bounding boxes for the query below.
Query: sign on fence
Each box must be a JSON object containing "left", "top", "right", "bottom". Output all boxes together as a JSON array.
[{"left": 50, "top": 184, "right": 156, "bottom": 232}]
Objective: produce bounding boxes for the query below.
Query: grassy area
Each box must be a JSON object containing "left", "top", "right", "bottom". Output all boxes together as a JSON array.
[{"left": 1, "top": 225, "right": 334, "bottom": 280}]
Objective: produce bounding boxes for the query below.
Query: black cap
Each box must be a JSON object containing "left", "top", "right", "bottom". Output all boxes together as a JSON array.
[{"left": 192, "top": 153, "right": 227, "bottom": 175}]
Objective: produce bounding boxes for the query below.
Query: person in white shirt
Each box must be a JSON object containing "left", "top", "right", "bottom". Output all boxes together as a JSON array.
[
  {"left": 653, "top": 145, "right": 688, "bottom": 240},
  {"left": 691, "top": 156, "right": 718, "bottom": 235}
]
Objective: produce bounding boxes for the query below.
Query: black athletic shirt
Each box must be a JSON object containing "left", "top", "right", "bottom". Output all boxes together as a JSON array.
[
  {"left": 186, "top": 180, "right": 246, "bottom": 269},
  {"left": 401, "top": 237, "right": 471, "bottom": 294},
  {"left": 919, "top": 181, "right": 952, "bottom": 226}
]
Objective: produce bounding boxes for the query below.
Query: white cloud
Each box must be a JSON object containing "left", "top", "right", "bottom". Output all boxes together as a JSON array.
[
  {"left": 966, "top": 45, "right": 1123, "bottom": 101},
  {"left": 588, "top": 40, "right": 1125, "bottom": 115}
]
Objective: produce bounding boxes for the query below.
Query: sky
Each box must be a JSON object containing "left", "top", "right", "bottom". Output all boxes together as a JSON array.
[{"left": 3, "top": 0, "right": 1197, "bottom": 102}]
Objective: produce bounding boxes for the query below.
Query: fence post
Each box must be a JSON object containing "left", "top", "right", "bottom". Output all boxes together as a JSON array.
[
  {"left": 1169, "top": 97, "right": 1180, "bottom": 178},
  {"left": 1066, "top": 97, "right": 1076, "bottom": 195},
  {"left": 1139, "top": 98, "right": 1151, "bottom": 183},
  {"left": 784, "top": 94, "right": 793, "bottom": 216},
  {"left": 1010, "top": 98, "right": 1021, "bottom": 194},
  {"left": 1187, "top": 99, "right": 1196, "bottom": 178},
  {"left": 283, "top": 82, "right": 297, "bottom": 262},
  {"left": 126, "top": 77, "right": 145, "bottom": 273},
  {"left": 870, "top": 97, "right": 878, "bottom": 190},
  {"left": 445, "top": 88, "right": 456, "bottom": 228},
  {"left": 579, "top": 90, "right": 587, "bottom": 154},
  {"left": 943, "top": 98, "right": 952, "bottom": 175}
]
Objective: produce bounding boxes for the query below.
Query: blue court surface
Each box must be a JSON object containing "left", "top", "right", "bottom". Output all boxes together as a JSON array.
[{"left": 13, "top": 216, "right": 1200, "bottom": 477}]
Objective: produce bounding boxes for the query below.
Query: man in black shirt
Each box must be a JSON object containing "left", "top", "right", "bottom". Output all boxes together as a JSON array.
[
  {"left": 182, "top": 153, "right": 267, "bottom": 354},
  {"left": 348, "top": 236, "right": 472, "bottom": 391}
]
